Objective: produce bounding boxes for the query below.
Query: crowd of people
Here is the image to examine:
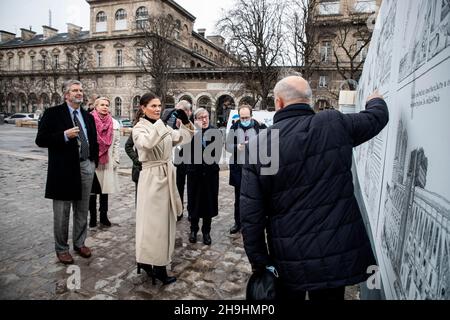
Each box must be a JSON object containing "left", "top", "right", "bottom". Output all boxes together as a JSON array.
[{"left": 36, "top": 75, "right": 388, "bottom": 300}]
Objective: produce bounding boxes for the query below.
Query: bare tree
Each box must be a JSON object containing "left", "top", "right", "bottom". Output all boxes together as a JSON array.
[
  {"left": 331, "top": 20, "right": 371, "bottom": 89},
  {"left": 38, "top": 54, "right": 63, "bottom": 101},
  {"left": 136, "top": 14, "right": 182, "bottom": 108},
  {"left": 218, "top": 0, "right": 287, "bottom": 109},
  {"left": 287, "top": 0, "right": 321, "bottom": 78},
  {"left": 65, "top": 44, "right": 93, "bottom": 81}
]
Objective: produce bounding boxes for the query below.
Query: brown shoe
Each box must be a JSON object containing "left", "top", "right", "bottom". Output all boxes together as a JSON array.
[
  {"left": 74, "top": 246, "right": 92, "bottom": 258},
  {"left": 57, "top": 252, "right": 74, "bottom": 265}
]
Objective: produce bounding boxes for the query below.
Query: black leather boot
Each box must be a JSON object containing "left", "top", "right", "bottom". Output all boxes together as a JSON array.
[
  {"left": 189, "top": 231, "right": 197, "bottom": 243},
  {"left": 137, "top": 263, "right": 153, "bottom": 278},
  {"left": 203, "top": 233, "right": 212, "bottom": 245},
  {"left": 100, "top": 211, "right": 111, "bottom": 227},
  {"left": 152, "top": 266, "right": 176, "bottom": 285}
]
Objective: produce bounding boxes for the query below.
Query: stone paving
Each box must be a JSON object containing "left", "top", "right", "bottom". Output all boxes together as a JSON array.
[{"left": 0, "top": 125, "right": 359, "bottom": 300}]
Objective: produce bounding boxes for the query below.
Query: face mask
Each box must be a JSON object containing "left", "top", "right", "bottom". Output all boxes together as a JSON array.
[{"left": 241, "top": 120, "right": 252, "bottom": 127}]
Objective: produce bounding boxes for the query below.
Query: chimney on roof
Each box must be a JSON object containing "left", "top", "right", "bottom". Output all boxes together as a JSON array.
[
  {"left": 20, "top": 28, "right": 36, "bottom": 41},
  {"left": 67, "top": 23, "right": 82, "bottom": 38},
  {"left": 207, "top": 35, "right": 225, "bottom": 49},
  {"left": 42, "top": 25, "right": 58, "bottom": 40},
  {"left": 198, "top": 28, "right": 206, "bottom": 37},
  {"left": 0, "top": 30, "right": 16, "bottom": 42}
]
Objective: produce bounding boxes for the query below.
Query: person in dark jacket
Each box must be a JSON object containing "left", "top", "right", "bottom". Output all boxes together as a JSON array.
[
  {"left": 125, "top": 108, "right": 144, "bottom": 205},
  {"left": 35, "top": 79, "right": 99, "bottom": 265},
  {"left": 240, "top": 75, "right": 389, "bottom": 300},
  {"left": 187, "top": 108, "right": 221, "bottom": 245},
  {"left": 226, "top": 105, "right": 266, "bottom": 234}
]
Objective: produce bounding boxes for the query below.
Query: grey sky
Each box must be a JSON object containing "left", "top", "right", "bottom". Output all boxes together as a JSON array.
[{"left": 0, "top": 0, "right": 234, "bottom": 36}]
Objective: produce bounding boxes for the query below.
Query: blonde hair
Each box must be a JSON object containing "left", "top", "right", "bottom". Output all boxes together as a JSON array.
[{"left": 94, "top": 97, "right": 111, "bottom": 107}]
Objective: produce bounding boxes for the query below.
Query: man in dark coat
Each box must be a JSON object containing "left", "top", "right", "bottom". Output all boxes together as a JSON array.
[
  {"left": 186, "top": 108, "right": 221, "bottom": 245},
  {"left": 226, "top": 105, "right": 266, "bottom": 234},
  {"left": 240, "top": 76, "right": 389, "bottom": 300},
  {"left": 36, "top": 79, "right": 99, "bottom": 265}
]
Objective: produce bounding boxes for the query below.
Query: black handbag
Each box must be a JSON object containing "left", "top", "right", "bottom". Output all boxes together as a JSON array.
[{"left": 246, "top": 266, "right": 280, "bottom": 301}]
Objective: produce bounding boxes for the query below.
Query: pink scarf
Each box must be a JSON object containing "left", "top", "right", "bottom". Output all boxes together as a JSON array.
[{"left": 92, "top": 110, "right": 113, "bottom": 166}]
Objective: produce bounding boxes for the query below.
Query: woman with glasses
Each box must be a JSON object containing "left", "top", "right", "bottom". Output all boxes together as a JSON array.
[{"left": 187, "top": 108, "right": 221, "bottom": 246}]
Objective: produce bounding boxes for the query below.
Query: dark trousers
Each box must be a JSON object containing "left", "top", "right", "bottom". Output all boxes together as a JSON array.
[
  {"left": 176, "top": 164, "right": 187, "bottom": 205},
  {"left": 280, "top": 286, "right": 346, "bottom": 301},
  {"left": 234, "top": 186, "right": 241, "bottom": 226},
  {"left": 190, "top": 217, "right": 212, "bottom": 234},
  {"left": 89, "top": 194, "right": 108, "bottom": 216}
]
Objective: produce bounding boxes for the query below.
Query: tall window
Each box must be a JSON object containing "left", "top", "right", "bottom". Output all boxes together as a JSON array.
[
  {"left": 8, "top": 56, "right": 13, "bottom": 70},
  {"left": 53, "top": 55, "right": 59, "bottom": 69},
  {"left": 41, "top": 56, "right": 48, "bottom": 70},
  {"left": 18, "top": 56, "right": 24, "bottom": 70},
  {"left": 115, "top": 9, "right": 127, "bottom": 30},
  {"left": 357, "top": 40, "right": 368, "bottom": 62},
  {"left": 135, "top": 7, "right": 149, "bottom": 30},
  {"left": 136, "top": 48, "right": 144, "bottom": 67},
  {"left": 319, "top": 75, "right": 329, "bottom": 88},
  {"left": 115, "top": 97, "right": 122, "bottom": 117},
  {"left": 320, "top": 41, "right": 332, "bottom": 63},
  {"left": 354, "top": 0, "right": 377, "bottom": 13},
  {"left": 66, "top": 53, "right": 73, "bottom": 69},
  {"left": 116, "top": 50, "right": 123, "bottom": 67},
  {"left": 30, "top": 56, "right": 35, "bottom": 70},
  {"left": 96, "top": 11, "right": 107, "bottom": 32},
  {"left": 318, "top": 0, "right": 340, "bottom": 15},
  {"left": 96, "top": 51, "right": 102, "bottom": 67}
]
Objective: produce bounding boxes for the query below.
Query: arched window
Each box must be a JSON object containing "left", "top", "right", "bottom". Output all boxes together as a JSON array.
[
  {"left": 165, "top": 96, "right": 175, "bottom": 109},
  {"left": 190, "top": 60, "right": 195, "bottom": 68},
  {"left": 132, "top": 96, "right": 141, "bottom": 114},
  {"left": 179, "top": 95, "right": 193, "bottom": 104},
  {"left": 52, "top": 93, "right": 61, "bottom": 106},
  {"left": 29, "top": 93, "right": 38, "bottom": 112},
  {"left": 96, "top": 11, "right": 107, "bottom": 32},
  {"left": 115, "top": 9, "right": 127, "bottom": 30},
  {"left": 40, "top": 93, "right": 50, "bottom": 110},
  {"left": 7, "top": 93, "right": 16, "bottom": 113},
  {"left": 115, "top": 97, "right": 122, "bottom": 117},
  {"left": 198, "top": 96, "right": 212, "bottom": 114},
  {"left": 135, "top": 7, "right": 149, "bottom": 30},
  {"left": 19, "top": 93, "right": 27, "bottom": 112}
]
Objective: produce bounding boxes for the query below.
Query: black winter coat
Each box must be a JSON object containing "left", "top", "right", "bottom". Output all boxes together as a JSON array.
[
  {"left": 186, "top": 126, "right": 221, "bottom": 219},
  {"left": 240, "top": 98, "right": 389, "bottom": 291},
  {"left": 36, "top": 103, "right": 99, "bottom": 201},
  {"left": 226, "top": 120, "right": 267, "bottom": 188}
]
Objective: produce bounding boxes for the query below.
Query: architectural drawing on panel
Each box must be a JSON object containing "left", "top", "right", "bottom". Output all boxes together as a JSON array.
[
  {"left": 381, "top": 120, "right": 450, "bottom": 300},
  {"left": 427, "top": 0, "right": 450, "bottom": 59}
]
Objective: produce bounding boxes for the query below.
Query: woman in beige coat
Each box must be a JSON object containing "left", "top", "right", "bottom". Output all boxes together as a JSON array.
[
  {"left": 133, "top": 92, "right": 194, "bottom": 285},
  {"left": 89, "top": 97, "right": 120, "bottom": 227}
]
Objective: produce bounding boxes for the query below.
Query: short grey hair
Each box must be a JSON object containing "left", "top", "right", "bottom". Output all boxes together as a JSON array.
[
  {"left": 176, "top": 100, "right": 192, "bottom": 112},
  {"left": 194, "top": 108, "right": 208, "bottom": 119},
  {"left": 273, "top": 77, "right": 312, "bottom": 102},
  {"left": 62, "top": 80, "right": 83, "bottom": 95}
]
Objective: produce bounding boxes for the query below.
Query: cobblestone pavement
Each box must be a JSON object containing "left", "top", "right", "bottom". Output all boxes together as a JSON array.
[{"left": 0, "top": 125, "right": 359, "bottom": 300}]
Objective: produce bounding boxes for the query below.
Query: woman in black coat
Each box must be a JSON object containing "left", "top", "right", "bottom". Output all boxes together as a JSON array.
[{"left": 186, "top": 108, "right": 221, "bottom": 245}]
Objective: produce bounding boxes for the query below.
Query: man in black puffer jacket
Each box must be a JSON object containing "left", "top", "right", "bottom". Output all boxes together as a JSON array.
[{"left": 240, "top": 75, "right": 389, "bottom": 300}]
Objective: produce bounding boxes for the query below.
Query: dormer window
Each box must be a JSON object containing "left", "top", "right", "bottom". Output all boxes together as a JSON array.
[
  {"left": 96, "top": 11, "right": 107, "bottom": 32},
  {"left": 115, "top": 9, "right": 127, "bottom": 30}
]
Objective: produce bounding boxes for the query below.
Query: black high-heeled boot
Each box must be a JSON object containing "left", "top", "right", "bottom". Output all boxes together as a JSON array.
[
  {"left": 152, "top": 265, "right": 176, "bottom": 285},
  {"left": 137, "top": 263, "right": 153, "bottom": 277}
]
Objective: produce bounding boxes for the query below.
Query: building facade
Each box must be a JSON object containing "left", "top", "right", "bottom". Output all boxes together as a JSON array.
[
  {"left": 0, "top": 0, "right": 382, "bottom": 123},
  {"left": 308, "top": 0, "right": 382, "bottom": 110}
]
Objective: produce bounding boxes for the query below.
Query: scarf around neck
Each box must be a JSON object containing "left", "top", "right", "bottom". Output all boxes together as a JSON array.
[{"left": 92, "top": 110, "right": 113, "bottom": 166}]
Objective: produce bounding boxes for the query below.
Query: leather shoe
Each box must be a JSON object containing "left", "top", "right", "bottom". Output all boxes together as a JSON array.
[
  {"left": 189, "top": 231, "right": 197, "bottom": 243},
  {"left": 203, "top": 234, "right": 212, "bottom": 245},
  {"left": 229, "top": 224, "right": 241, "bottom": 234},
  {"left": 74, "top": 246, "right": 92, "bottom": 258},
  {"left": 57, "top": 252, "right": 74, "bottom": 265}
]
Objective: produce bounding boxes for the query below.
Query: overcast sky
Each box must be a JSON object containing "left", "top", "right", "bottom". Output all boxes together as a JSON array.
[{"left": 0, "top": 0, "right": 234, "bottom": 36}]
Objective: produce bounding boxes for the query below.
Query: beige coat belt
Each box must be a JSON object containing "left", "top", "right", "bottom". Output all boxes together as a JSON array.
[{"left": 142, "top": 160, "right": 181, "bottom": 219}]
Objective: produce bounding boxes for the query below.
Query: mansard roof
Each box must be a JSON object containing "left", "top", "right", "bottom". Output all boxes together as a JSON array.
[{"left": 0, "top": 31, "right": 90, "bottom": 48}]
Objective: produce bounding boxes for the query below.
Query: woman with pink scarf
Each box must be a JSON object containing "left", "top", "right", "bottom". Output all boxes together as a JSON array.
[{"left": 89, "top": 97, "right": 120, "bottom": 228}]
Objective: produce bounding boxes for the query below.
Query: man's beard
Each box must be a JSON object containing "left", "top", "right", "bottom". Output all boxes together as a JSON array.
[{"left": 71, "top": 97, "right": 84, "bottom": 104}]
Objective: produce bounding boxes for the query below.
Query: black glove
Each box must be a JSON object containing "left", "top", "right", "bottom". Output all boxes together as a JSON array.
[{"left": 176, "top": 109, "right": 190, "bottom": 125}]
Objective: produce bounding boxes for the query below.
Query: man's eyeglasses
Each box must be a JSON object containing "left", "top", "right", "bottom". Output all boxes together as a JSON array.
[{"left": 197, "top": 116, "right": 209, "bottom": 120}]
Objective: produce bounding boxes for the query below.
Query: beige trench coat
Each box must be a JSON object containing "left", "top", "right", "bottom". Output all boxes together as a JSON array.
[
  {"left": 95, "top": 118, "right": 120, "bottom": 194},
  {"left": 133, "top": 118, "right": 194, "bottom": 266}
]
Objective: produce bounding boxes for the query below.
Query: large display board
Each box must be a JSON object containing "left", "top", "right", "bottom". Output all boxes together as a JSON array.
[{"left": 355, "top": 0, "right": 450, "bottom": 300}]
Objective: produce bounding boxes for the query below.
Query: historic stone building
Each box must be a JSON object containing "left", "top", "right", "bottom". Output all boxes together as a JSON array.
[
  {"left": 0, "top": 0, "right": 382, "bottom": 124},
  {"left": 308, "top": 0, "right": 382, "bottom": 110},
  {"left": 0, "top": 0, "right": 248, "bottom": 125}
]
